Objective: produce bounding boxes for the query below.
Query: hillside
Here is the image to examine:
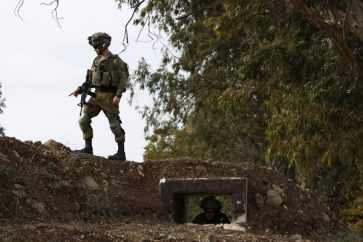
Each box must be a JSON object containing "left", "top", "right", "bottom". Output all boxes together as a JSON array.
[{"left": 0, "top": 137, "right": 361, "bottom": 241}]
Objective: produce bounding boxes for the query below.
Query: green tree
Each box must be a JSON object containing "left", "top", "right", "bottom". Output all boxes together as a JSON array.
[
  {"left": 126, "top": 0, "right": 270, "bottom": 163},
  {"left": 116, "top": 0, "right": 363, "bottom": 233}
]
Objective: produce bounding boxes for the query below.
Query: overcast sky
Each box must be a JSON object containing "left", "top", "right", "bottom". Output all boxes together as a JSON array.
[{"left": 0, "top": 0, "right": 162, "bottom": 162}]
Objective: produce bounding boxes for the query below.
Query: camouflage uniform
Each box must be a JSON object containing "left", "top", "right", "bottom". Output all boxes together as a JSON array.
[
  {"left": 75, "top": 32, "right": 128, "bottom": 160},
  {"left": 191, "top": 211, "right": 230, "bottom": 224},
  {"left": 79, "top": 54, "right": 128, "bottom": 143}
]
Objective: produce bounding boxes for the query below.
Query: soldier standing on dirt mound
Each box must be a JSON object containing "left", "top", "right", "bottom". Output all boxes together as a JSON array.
[{"left": 69, "top": 32, "right": 128, "bottom": 161}]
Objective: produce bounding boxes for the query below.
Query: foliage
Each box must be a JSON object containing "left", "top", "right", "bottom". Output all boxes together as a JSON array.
[
  {"left": 340, "top": 195, "right": 363, "bottom": 236},
  {"left": 116, "top": 0, "right": 363, "bottom": 234},
  {"left": 127, "top": 0, "right": 270, "bottom": 163}
]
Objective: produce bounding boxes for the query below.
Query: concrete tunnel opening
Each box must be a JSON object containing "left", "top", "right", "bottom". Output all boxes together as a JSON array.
[{"left": 159, "top": 177, "right": 248, "bottom": 224}]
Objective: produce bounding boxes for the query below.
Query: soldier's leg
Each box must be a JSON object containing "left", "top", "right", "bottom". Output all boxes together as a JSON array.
[
  {"left": 107, "top": 115, "right": 126, "bottom": 161},
  {"left": 77, "top": 113, "right": 93, "bottom": 154},
  {"left": 77, "top": 100, "right": 101, "bottom": 154},
  {"left": 99, "top": 93, "right": 126, "bottom": 160}
]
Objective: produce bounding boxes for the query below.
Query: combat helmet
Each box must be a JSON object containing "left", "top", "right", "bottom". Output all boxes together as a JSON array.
[
  {"left": 200, "top": 196, "right": 222, "bottom": 210},
  {"left": 88, "top": 32, "right": 111, "bottom": 54}
]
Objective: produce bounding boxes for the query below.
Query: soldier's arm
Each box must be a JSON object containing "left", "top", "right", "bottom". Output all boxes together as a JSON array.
[
  {"left": 69, "top": 69, "right": 93, "bottom": 97},
  {"left": 69, "top": 85, "right": 83, "bottom": 97},
  {"left": 69, "top": 90, "right": 79, "bottom": 97}
]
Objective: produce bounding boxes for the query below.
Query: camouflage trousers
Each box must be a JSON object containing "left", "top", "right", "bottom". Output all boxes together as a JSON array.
[{"left": 78, "top": 92, "right": 125, "bottom": 143}]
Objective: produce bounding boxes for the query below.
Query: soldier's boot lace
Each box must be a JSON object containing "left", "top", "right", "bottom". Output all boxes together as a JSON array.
[
  {"left": 108, "top": 142, "right": 126, "bottom": 161},
  {"left": 76, "top": 139, "right": 93, "bottom": 155}
]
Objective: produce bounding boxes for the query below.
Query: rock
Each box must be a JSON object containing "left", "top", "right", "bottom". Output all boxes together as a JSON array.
[
  {"left": 266, "top": 189, "right": 283, "bottom": 207},
  {"left": 137, "top": 165, "right": 145, "bottom": 177},
  {"left": 282, "top": 204, "right": 288, "bottom": 210},
  {"left": 272, "top": 184, "right": 284, "bottom": 194},
  {"left": 13, "top": 150, "right": 20, "bottom": 158},
  {"left": 101, "top": 172, "right": 107, "bottom": 178},
  {"left": 322, "top": 212, "right": 330, "bottom": 223},
  {"left": 0, "top": 152, "right": 10, "bottom": 162},
  {"left": 12, "top": 189, "right": 26, "bottom": 198},
  {"left": 14, "top": 183, "right": 24, "bottom": 190},
  {"left": 167, "top": 235, "right": 176, "bottom": 240},
  {"left": 196, "top": 166, "right": 207, "bottom": 173},
  {"left": 158, "top": 233, "right": 166, "bottom": 239},
  {"left": 34, "top": 141, "right": 42, "bottom": 146},
  {"left": 23, "top": 225, "right": 36, "bottom": 230},
  {"left": 84, "top": 176, "right": 99, "bottom": 190},
  {"left": 36, "top": 223, "right": 50, "bottom": 228},
  {"left": 43, "top": 139, "right": 63, "bottom": 149},
  {"left": 234, "top": 213, "right": 247, "bottom": 223},
  {"left": 31, "top": 201, "right": 47, "bottom": 214},
  {"left": 27, "top": 199, "right": 46, "bottom": 214},
  {"left": 292, "top": 234, "right": 302, "bottom": 240},
  {"left": 255, "top": 193, "right": 265, "bottom": 210},
  {"left": 223, "top": 224, "right": 247, "bottom": 232}
]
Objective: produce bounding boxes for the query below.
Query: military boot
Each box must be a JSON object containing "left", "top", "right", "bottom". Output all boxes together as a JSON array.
[
  {"left": 77, "top": 139, "right": 93, "bottom": 154},
  {"left": 108, "top": 142, "right": 126, "bottom": 161}
]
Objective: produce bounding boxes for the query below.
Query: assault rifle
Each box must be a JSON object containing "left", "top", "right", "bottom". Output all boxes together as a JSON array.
[{"left": 77, "top": 70, "right": 96, "bottom": 116}]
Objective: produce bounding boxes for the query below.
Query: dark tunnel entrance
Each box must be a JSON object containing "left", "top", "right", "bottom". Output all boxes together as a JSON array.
[{"left": 160, "top": 178, "right": 247, "bottom": 224}]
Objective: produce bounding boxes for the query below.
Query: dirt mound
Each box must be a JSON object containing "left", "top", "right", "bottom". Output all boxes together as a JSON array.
[{"left": 0, "top": 136, "right": 351, "bottom": 241}]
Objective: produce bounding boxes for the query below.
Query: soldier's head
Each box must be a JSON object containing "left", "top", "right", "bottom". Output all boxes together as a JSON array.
[
  {"left": 200, "top": 196, "right": 222, "bottom": 221},
  {"left": 88, "top": 32, "right": 111, "bottom": 55}
]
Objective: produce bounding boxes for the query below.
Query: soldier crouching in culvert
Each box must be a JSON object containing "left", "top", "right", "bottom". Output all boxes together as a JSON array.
[
  {"left": 69, "top": 32, "right": 129, "bottom": 161},
  {"left": 192, "top": 196, "right": 230, "bottom": 224}
]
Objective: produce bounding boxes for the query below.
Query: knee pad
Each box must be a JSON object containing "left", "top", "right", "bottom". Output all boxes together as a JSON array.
[
  {"left": 78, "top": 113, "right": 91, "bottom": 128},
  {"left": 108, "top": 116, "right": 124, "bottom": 136}
]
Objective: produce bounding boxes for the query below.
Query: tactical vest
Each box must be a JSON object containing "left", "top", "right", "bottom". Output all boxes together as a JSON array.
[{"left": 89, "top": 54, "right": 121, "bottom": 88}]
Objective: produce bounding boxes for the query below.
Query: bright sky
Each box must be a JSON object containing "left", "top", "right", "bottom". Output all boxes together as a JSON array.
[{"left": 0, "top": 0, "right": 161, "bottom": 162}]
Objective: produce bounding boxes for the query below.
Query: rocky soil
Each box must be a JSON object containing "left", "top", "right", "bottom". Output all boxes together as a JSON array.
[{"left": 0, "top": 137, "right": 361, "bottom": 241}]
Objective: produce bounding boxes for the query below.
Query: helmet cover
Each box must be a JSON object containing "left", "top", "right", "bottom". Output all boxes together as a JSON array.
[
  {"left": 200, "top": 196, "right": 222, "bottom": 210},
  {"left": 88, "top": 32, "right": 111, "bottom": 53}
]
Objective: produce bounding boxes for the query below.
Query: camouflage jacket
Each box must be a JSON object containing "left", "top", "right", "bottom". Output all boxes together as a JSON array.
[
  {"left": 192, "top": 212, "right": 230, "bottom": 224},
  {"left": 89, "top": 53, "right": 128, "bottom": 98}
]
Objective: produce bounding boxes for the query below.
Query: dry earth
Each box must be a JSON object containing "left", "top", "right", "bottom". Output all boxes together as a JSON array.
[{"left": 0, "top": 137, "right": 361, "bottom": 241}]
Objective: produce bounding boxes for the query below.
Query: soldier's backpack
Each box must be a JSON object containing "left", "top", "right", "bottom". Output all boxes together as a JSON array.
[{"left": 123, "top": 61, "right": 129, "bottom": 80}]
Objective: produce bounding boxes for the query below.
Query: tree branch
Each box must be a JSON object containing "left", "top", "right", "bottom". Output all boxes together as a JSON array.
[
  {"left": 120, "top": 0, "right": 145, "bottom": 52},
  {"left": 14, "top": 0, "right": 25, "bottom": 21},
  {"left": 290, "top": 0, "right": 360, "bottom": 73},
  {"left": 343, "top": 0, "right": 354, "bottom": 41},
  {"left": 40, "top": 0, "right": 63, "bottom": 29}
]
